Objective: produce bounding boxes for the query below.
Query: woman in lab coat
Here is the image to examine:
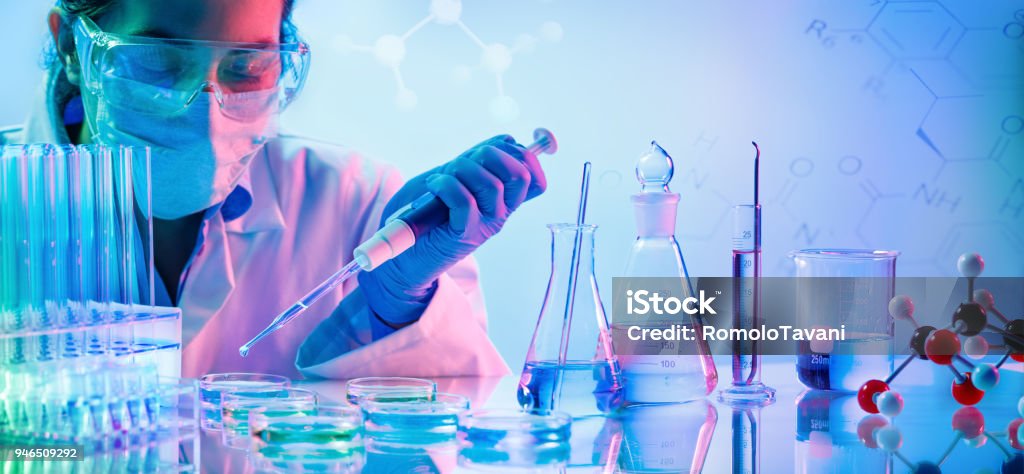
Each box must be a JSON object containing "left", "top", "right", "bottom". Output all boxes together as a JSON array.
[{"left": 0, "top": 0, "right": 544, "bottom": 378}]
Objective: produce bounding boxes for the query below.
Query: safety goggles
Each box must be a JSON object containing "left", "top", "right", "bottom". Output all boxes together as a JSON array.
[{"left": 72, "top": 15, "right": 311, "bottom": 120}]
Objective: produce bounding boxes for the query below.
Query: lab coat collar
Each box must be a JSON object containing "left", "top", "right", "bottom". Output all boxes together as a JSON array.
[{"left": 223, "top": 147, "right": 287, "bottom": 234}]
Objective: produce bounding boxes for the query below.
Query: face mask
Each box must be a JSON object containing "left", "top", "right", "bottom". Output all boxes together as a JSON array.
[{"left": 84, "top": 81, "right": 278, "bottom": 220}]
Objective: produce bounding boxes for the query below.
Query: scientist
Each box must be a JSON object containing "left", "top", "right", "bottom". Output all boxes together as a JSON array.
[{"left": 0, "top": 0, "right": 545, "bottom": 378}]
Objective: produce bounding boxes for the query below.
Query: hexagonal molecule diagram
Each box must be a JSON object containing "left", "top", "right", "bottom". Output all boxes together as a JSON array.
[
  {"left": 867, "top": 2, "right": 965, "bottom": 59},
  {"left": 332, "top": 0, "right": 563, "bottom": 122}
]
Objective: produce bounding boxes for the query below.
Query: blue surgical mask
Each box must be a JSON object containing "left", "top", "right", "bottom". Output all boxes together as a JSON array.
[{"left": 84, "top": 79, "right": 278, "bottom": 219}]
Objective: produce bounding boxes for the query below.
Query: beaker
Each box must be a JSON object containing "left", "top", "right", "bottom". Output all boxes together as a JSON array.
[
  {"left": 518, "top": 224, "right": 624, "bottom": 418},
  {"left": 791, "top": 249, "right": 899, "bottom": 391}
]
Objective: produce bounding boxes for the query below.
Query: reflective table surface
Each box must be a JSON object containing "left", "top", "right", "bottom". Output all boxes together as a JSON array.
[{"left": 198, "top": 356, "right": 1024, "bottom": 473}]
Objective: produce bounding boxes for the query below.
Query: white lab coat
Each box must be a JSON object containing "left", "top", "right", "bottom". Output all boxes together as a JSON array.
[{"left": 1, "top": 69, "right": 511, "bottom": 379}]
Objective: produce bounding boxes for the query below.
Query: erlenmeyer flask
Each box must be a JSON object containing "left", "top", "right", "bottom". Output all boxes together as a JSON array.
[
  {"left": 518, "top": 224, "right": 624, "bottom": 418},
  {"left": 617, "top": 141, "right": 717, "bottom": 404}
]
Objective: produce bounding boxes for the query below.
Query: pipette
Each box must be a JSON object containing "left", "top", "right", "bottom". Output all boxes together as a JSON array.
[{"left": 239, "top": 129, "right": 558, "bottom": 357}]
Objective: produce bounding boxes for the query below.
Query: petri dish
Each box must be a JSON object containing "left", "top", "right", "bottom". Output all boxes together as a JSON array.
[
  {"left": 361, "top": 392, "right": 470, "bottom": 445},
  {"left": 221, "top": 388, "right": 317, "bottom": 449},
  {"left": 250, "top": 403, "right": 364, "bottom": 450},
  {"left": 250, "top": 403, "right": 365, "bottom": 472},
  {"left": 345, "top": 377, "right": 436, "bottom": 405},
  {"left": 458, "top": 410, "right": 572, "bottom": 448},
  {"left": 199, "top": 373, "right": 289, "bottom": 430}
]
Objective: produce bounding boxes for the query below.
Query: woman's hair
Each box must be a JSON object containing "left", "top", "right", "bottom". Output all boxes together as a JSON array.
[{"left": 48, "top": 0, "right": 299, "bottom": 66}]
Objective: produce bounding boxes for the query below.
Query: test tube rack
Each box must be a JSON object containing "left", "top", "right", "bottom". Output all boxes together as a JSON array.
[{"left": 1, "top": 145, "right": 198, "bottom": 469}]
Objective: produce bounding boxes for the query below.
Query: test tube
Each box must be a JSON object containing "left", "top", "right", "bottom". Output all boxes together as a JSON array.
[
  {"left": 110, "top": 146, "right": 135, "bottom": 356},
  {"left": 41, "top": 145, "right": 70, "bottom": 319},
  {"left": 91, "top": 145, "right": 116, "bottom": 321},
  {"left": 63, "top": 145, "right": 86, "bottom": 358},
  {"left": 130, "top": 146, "right": 154, "bottom": 312},
  {"left": 0, "top": 147, "right": 20, "bottom": 332},
  {"left": 718, "top": 204, "right": 775, "bottom": 405},
  {"left": 78, "top": 145, "right": 109, "bottom": 356},
  {"left": 0, "top": 146, "right": 26, "bottom": 366},
  {"left": 21, "top": 145, "right": 45, "bottom": 330}
]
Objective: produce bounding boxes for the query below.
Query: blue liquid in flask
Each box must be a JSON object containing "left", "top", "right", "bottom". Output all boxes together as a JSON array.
[{"left": 518, "top": 224, "right": 624, "bottom": 418}]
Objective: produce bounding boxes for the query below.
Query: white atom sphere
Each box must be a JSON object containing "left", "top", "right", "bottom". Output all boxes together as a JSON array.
[
  {"left": 373, "top": 35, "right": 406, "bottom": 67},
  {"left": 430, "top": 0, "right": 462, "bottom": 25},
  {"left": 481, "top": 43, "right": 513, "bottom": 74},
  {"left": 489, "top": 95, "right": 520, "bottom": 123},
  {"left": 395, "top": 89, "right": 418, "bottom": 109},
  {"left": 971, "top": 364, "right": 999, "bottom": 391},
  {"left": 972, "top": 289, "right": 994, "bottom": 309},
  {"left": 874, "top": 426, "right": 902, "bottom": 452},
  {"left": 963, "top": 335, "right": 989, "bottom": 359},
  {"left": 888, "top": 295, "right": 914, "bottom": 322},
  {"left": 876, "top": 391, "right": 904, "bottom": 418},
  {"left": 957, "top": 252, "right": 984, "bottom": 277},
  {"left": 540, "top": 21, "right": 564, "bottom": 42}
]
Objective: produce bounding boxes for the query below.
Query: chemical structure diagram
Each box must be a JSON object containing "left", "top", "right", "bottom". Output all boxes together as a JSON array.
[
  {"left": 330, "top": 0, "right": 563, "bottom": 122},
  {"left": 853, "top": 253, "right": 1024, "bottom": 473},
  {"left": 794, "top": 1, "right": 1024, "bottom": 275},
  {"left": 804, "top": 1, "right": 1024, "bottom": 175}
]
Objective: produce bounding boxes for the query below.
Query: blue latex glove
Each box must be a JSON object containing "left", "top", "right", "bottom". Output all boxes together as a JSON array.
[{"left": 358, "top": 135, "right": 547, "bottom": 330}]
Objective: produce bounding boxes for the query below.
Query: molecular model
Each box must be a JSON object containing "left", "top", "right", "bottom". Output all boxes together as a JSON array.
[
  {"left": 857, "top": 406, "right": 1023, "bottom": 474},
  {"left": 855, "top": 252, "right": 1024, "bottom": 474},
  {"left": 332, "top": 0, "right": 563, "bottom": 121}
]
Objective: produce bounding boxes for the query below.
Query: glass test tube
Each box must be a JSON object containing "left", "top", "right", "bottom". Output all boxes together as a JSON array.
[
  {"left": 21, "top": 146, "right": 45, "bottom": 329},
  {"left": 719, "top": 204, "right": 775, "bottom": 404},
  {"left": 79, "top": 145, "right": 109, "bottom": 356},
  {"left": 110, "top": 146, "right": 135, "bottom": 355},
  {"left": 38, "top": 145, "right": 70, "bottom": 362},
  {"left": 63, "top": 146, "right": 86, "bottom": 358},
  {"left": 0, "top": 147, "right": 20, "bottom": 327},
  {"left": 1, "top": 147, "right": 24, "bottom": 366},
  {"left": 131, "top": 146, "right": 154, "bottom": 311}
]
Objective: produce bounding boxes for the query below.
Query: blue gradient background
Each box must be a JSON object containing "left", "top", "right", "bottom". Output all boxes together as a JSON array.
[{"left": 2, "top": 0, "right": 1022, "bottom": 372}]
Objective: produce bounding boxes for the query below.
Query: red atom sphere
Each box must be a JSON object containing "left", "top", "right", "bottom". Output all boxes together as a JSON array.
[
  {"left": 925, "top": 329, "right": 961, "bottom": 365},
  {"left": 1009, "top": 418, "right": 1023, "bottom": 450},
  {"left": 951, "top": 372, "right": 985, "bottom": 406},
  {"left": 1011, "top": 352, "right": 1024, "bottom": 363},
  {"left": 858, "top": 379, "right": 890, "bottom": 414},
  {"left": 857, "top": 415, "right": 889, "bottom": 448},
  {"left": 951, "top": 406, "right": 985, "bottom": 439}
]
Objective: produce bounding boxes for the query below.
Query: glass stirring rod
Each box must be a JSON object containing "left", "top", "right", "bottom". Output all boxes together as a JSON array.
[{"left": 239, "top": 128, "right": 559, "bottom": 357}]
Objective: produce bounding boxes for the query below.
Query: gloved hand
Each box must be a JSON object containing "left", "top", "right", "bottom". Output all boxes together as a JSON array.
[{"left": 357, "top": 135, "right": 547, "bottom": 328}]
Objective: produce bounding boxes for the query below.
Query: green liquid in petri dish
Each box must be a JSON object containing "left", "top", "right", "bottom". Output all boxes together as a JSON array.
[{"left": 254, "top": 420, "right": 361, "bottom": 444}]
